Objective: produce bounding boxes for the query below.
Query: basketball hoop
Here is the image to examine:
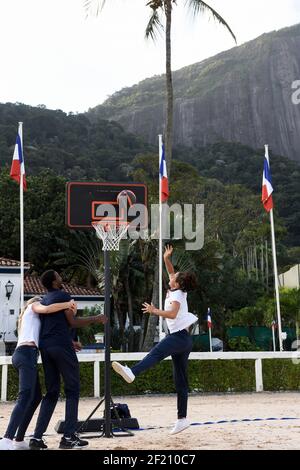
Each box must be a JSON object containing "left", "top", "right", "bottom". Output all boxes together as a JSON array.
[{"left": 92, "top": 221, "right": 129, "bottom": 251}]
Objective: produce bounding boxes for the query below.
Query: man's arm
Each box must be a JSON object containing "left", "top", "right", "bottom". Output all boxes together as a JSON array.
[
  {"left": 32, "top": 300, "right": 76, "bottom": 315},
  {"left": 64, "top": 310, "right": 107, "bottom": 328},
  {"left": 72, "top": 341, "right": 82, "bottom": 352}
]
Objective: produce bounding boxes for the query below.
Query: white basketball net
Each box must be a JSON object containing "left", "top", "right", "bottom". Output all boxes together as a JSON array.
[{"left": 92, "top": 222, "right": 129, "bottom": 251}]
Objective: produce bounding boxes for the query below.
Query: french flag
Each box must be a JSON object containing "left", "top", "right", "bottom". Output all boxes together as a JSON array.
[
  {"left": 10, "top": 124, "right": 27, "bottom": 190},
  {"left": 159, "top": 140, "right": 169, "bottom": 202},
  {"left": 207, "top": 308, "right": 212, "bottom": 329},
  {"left": 261, "top": 148, "right": 273, "bottom": 212}
]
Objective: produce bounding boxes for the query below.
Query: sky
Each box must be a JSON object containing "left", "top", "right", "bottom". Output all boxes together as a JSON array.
[{"left": 1, "top": 0, "right": 300, "bottom": 114}]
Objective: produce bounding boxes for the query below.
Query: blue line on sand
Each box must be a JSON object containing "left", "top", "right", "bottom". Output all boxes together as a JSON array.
[{"left": 119, "top": 417, "right": 299, "bottom": 432}]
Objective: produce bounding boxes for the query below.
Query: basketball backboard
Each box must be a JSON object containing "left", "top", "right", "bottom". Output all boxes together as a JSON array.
[{"left": 66, "top": 182, "right": 147, "bottom": 230}]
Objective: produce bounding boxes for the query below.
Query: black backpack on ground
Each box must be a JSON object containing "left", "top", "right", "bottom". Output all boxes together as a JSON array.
[{"left": 109, "top": 403, "right": 131, "bottom": 419}]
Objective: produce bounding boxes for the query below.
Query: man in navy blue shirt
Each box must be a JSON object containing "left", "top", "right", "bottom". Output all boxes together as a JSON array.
[{"left": 29, "top": 270, "right": 107, "bottom": 450}]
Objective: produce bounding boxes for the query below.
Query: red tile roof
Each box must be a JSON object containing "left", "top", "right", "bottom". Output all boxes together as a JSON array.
[
  {"left": 1, "top": 258, "right": 102, "bottom": 296},
  {"left": 0, "top": 257, "right": 31, "bottom": 268},
  {"left": 24, "top": 276, "right": 101, "bottom": 297}
]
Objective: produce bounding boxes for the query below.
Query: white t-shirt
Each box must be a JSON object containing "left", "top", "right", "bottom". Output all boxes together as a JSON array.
[
  {"left": 17, "top": 304, "right": 41, "bottom": 347},
  {"left": 164, "top": 289, "right": 198, "bottom": 334}
]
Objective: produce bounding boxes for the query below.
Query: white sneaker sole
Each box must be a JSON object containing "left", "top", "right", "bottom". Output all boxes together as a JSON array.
[
  {"left": 170, "top": 423, "right": 190, "bottom": 435},
  {"left": 112, "top": 362, "right": 134, "bottom": 383}
]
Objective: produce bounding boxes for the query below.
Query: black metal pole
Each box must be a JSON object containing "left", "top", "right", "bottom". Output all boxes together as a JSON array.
[{"left": 104, "top": 248, "right": 112, "bottom": 437}]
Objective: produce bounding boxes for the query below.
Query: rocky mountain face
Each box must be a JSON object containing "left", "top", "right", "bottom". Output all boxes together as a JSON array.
[{"left": 90, "top": 24, "right": 300, "bottom": 162}]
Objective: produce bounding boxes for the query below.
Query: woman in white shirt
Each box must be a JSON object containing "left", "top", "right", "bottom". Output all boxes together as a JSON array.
[
  {"left": 0, "top": 296, "right": 75, "bottom": 450},
  {"left": 112, "top": 245, "right": 197, "bottom": 435}
]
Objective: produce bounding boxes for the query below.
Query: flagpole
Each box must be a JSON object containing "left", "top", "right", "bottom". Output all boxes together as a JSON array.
[
  {"left": 19, "top": 122, "right": 24, "bottom": 309},
  {"left": 158, "top": 135, "right": 164, "bottom": 341},
  {"left": 207, "top": 308, "right": 212, "bottom": 352},
  {"left": 270, "top": 207, "right": 283, "bottom": 351},
  {"left": 265, "top": 145, "right": 283, "bottom": 352},
  {"left": 272, "top": 323, "right": 276, "bottom": 352}
]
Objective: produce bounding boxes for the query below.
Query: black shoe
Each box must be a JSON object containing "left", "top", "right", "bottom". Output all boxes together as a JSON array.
[
  {"left": 59, "top": 434, "right": 89, "bottom": 449},
  {"left": 29, "top": 438, "right": 48, "bottom": 450}
]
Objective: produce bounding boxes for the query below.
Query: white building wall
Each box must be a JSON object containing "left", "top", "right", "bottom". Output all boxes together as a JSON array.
[
  {"left": 0, "top": 273, "right": 21, "bottom": 343},
  {"left": 279, "top": 265, "right": 300, "bottom": 289}
]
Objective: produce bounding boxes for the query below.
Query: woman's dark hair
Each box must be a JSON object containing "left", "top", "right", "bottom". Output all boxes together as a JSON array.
[
  {"left": 40, "top": 270, "right": 56, "bottom": 290},
  {"left": 176, "top": 272, "right": 197, "bottom": 292}
]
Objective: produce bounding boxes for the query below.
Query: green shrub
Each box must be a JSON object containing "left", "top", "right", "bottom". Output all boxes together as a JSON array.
[
  {"left": 263, "top": 359, "right": 300, "bottom": 391},
  {"left": 228, "top": 336, "right": 261, "bottom": 352}
]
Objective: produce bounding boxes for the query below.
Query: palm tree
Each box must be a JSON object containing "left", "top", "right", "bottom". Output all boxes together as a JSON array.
[{"left": 85, "top": 0, "right": 236, "bottom": 170}]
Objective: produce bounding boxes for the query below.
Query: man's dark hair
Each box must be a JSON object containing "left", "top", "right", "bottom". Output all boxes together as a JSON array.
[
  {"left": 176, "top": 272, "right": 197, "bottom": 292},
  {"left": 40, "top": 270, "right": 56, "bottom": 290}
]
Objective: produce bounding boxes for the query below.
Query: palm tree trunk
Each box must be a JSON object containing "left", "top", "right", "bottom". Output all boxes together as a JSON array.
[
  {"left": 265, "top": 239, "right": 269, "bottom": 292},
  {"left": 112, "top": 289, "right": 124, "bottom": 344},
  {"left": 141, "top": 251, "right": 159, "bottom": 351},
  {"left": 164, "top": 0, "right": 173, "bottom": 174},
  {"left": 254, "top": 243, "right": 258, "bottom": 281},
  {"left": 246, "top": 248, "right": 250, "bottom": 278},
  {"left": 139, "top": 313, "right": 147, "bottom": 350},
  {"left": 260, "top": 241, "right": 264, "bottom": 282},
  {"left": 124, "top": 271, "right": 135, "bottom": 351}
]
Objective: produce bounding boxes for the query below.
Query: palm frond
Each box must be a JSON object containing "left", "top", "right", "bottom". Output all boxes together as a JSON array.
[
  {"left": 171, "top": 250, "right": 197, "bottom": 273},
  {"left": 187, "top": 0, "right": 237, "bottom": 43},
  {"left": 83, "top": 0, "right": 106, "bottom": 17},
  {"left": 146, "top": 1, "right": 164, "bottom": 9},
  {"left": 145, "top": 9, "right": 164, "bottom": 40}
]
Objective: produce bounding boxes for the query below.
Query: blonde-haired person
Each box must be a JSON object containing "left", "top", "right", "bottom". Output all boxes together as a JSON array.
[{"left": 0, "top": 296, "right": 76, "bottom": 451}]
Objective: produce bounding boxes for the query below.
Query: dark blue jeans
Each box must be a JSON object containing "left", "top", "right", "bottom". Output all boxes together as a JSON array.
[
  {"left": 5, "top": 345, "right": 42, "bottom": 441},
  {"left": 33, "top": 344, "right": 80, "bottom": 438},
  {"left": 132, "top": 330, "right": 193, "bottom": 419}
]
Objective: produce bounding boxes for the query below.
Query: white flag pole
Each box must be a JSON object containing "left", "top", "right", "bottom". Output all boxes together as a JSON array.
[
  {"left": 207, "top": 308, "right": 212, "bottom": 352},
  {"left": 265, "top": 145, "right": 283, "bottom": 351},
  {"left": 158, "top": 135, "right": 165, "bottom": 341},
  {"left": 19, "top": 122, "right": 24, "bottom": 309},
  {"left": 272, "top": 324, "right": 276, "bottom": 352}
]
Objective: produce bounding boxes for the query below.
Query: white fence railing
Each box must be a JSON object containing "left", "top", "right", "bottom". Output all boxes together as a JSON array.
[{"left": 1, "top": 351, "right": 299, "bottom": 402}]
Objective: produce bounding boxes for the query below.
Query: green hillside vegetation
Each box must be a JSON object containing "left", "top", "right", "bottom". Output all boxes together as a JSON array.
[{"left": 0, "top": 102, "right": 150, "bottom": 181}]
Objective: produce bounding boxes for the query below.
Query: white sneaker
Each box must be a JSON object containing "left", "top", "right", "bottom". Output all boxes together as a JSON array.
[
  {"left": 13, "top": 440, "right": 30, "bottom": 450},
  {"left": 0, "top": 437, "right": 14, "bottom": 450},
  {"left": 112, "top": 362, "right": 135, "bottom": 383},
  {"left": 170, "top": 418, "right": 190, "bottom": 435}
]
